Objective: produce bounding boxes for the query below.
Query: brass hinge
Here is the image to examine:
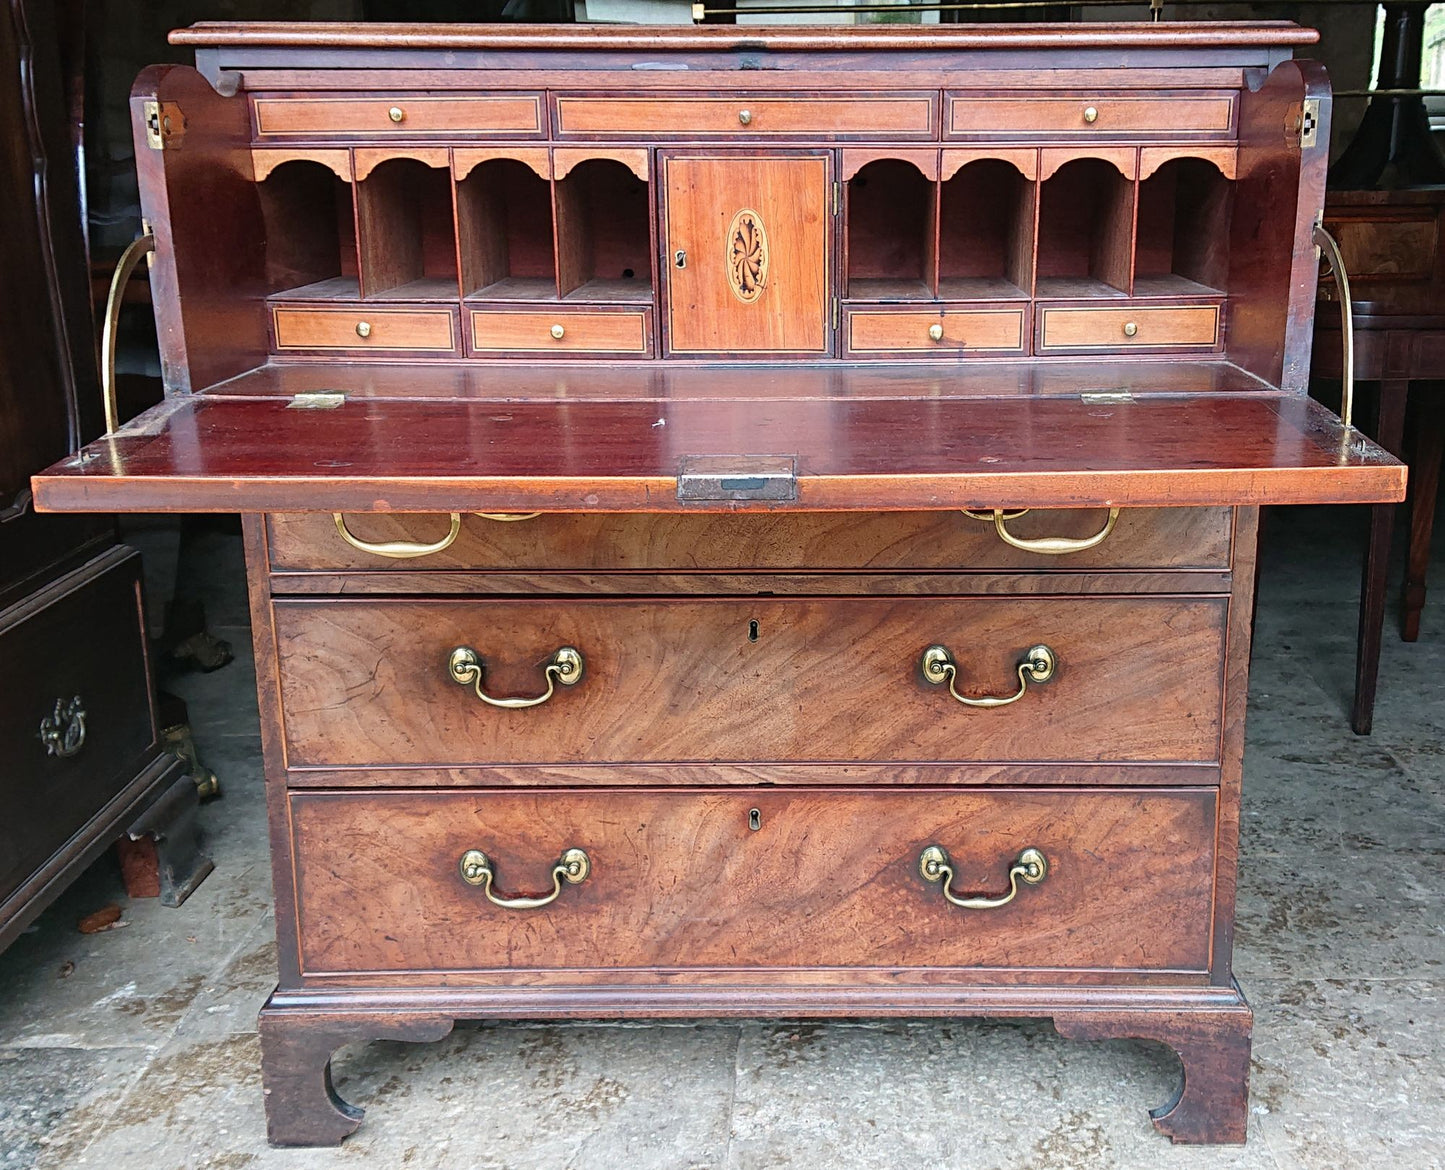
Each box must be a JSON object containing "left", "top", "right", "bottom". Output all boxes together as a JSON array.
[
  {"left": 833, "top": 180, "right": 841, "bottom": 215},
  {"left": 1300, "top": 97, "right": 1321, "bottom": 149},
  {"left": 1080, "top": 390, "right": 1135, "bottom": 404},
  {"left": 287, "top": 391, "right": 347, "bottom": 410},
  {"left": 143, "top": 99, "right": 185, "bottom": 150},
  {"left": 832, "top": 299, "right": 839, "bottom": 330}
]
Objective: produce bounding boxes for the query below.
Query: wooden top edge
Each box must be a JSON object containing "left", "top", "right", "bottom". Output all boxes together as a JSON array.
[{"left": 169, "top": 20, "right": 1319, "bottom": 52}]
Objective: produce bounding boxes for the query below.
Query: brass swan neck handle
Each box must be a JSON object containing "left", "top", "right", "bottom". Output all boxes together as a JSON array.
[
  {"left": 448, "top": 646, "right": 584, "bottom": 708},
  {"left": 962, "top": 508, "right": 1121, "bottom": 554},
  {"left": 459, "top": 848, "right": 590, "bottom": 910},
  {"left": 919, "top": 845, "right": 1048, "bottom": 910},
  {"left": 922, "top": 644, "right": 1056, "bottom": 709}
]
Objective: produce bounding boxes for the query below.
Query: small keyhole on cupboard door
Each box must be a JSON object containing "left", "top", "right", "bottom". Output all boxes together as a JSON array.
[
  {"left": 675, "top": 250, "right": 687, "bottom": 268},
  {"left": 748, "top": 619, "right": 760, "bottom": 642},
  {"left": 749, "top": 808, "right": 762, "bottom": 831}
]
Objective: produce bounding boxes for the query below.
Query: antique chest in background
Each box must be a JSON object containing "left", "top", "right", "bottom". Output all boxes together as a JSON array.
[{"left": 32, "top": 21, "right": 1404, "bottom": 1147}]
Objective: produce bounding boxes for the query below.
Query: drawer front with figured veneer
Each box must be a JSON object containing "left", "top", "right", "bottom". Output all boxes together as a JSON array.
[
  {"left": 274, "top": 595, "right": 1227, "bottom": 768},
  {"left": 947, "top": 92, "right": 1237, "bottom": 139},
  {"left": 252, "top": 95, "right": 544, "bottom": 138},
  {"left": 270, "top": 508, "right": 1235, "bottom": 574},
  {"left": 844, "top": 308, "right": 1027, "bottom": 355},
  {"left": 469, "top": 309, "right": 652, "bottom": 355},
  {"left": 289, "top": 786, "right": 1218, "bottom": 977},
  {"left": 554, "top": 92, "right": 937, "bottom": 139},
  {"left": 1037, "top": 305, "right": 1221, "bottom": 353},
  {"left": 272, "top": 306, "right": 459, "bottom": 354}
]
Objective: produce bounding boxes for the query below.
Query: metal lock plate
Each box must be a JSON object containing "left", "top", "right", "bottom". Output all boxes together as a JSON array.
[{"left": 676, "top": 455, "right": 798, "bottom": 502}]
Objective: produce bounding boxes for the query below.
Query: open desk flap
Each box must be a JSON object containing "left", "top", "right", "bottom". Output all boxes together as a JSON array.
[{"left": 33, "top": 392, "right": 1403, "bottom": 515}]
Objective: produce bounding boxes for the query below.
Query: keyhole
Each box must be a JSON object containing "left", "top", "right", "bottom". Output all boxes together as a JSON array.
[
  {"left": 748, "top": 619, "right": 759, "bottom": 642},
  {"left": 748, "top": 808, "right": 761, "bottom": 831}
]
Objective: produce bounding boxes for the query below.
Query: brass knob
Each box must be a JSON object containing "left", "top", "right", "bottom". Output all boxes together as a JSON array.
[
  {"left": 388, "top": 106, "right": 405, "bottom": 123},
  {"left": 928, "top": 323, "right": 945, "bottom": 342},
  {"left": 355, "top": 321, "right": 372, "bottom": 339},
  {"left": 1122, "top": 321, "right": 1138, "bottom": 338},
  {"left": 738, "top": 109, "right": 752, "bottom": 126},
  {"left": 1083, "top": 105, "right": 1099, "bottom": 124},
  {"left": 550, "top": 323, "right": 565, "bottom": 340}
]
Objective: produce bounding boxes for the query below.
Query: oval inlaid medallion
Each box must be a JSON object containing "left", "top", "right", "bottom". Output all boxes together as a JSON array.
[{"left": 726, "top": 208, "right": 768, "bottom": 303}]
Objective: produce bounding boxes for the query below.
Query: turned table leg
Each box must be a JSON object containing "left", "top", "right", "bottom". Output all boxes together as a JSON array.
[
  {"left": 1053, "top": 1002, "right": 1253, "bottom": 1144},
  {"left": 1354, "top": 377, "right": 1410, "bottom": 734},
  {"left": 1402, "top": 390, "right": 1445, "bottom": 641},
  {"left": 258, "top": 1002, "right": 454, "bottom": 1146}
]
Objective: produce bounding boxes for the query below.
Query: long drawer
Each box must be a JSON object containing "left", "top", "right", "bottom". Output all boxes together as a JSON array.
[
  {"left": 0, "top": 552, "right": 157, "bottom": 901},
  {"left": 269, "top": 507, "right": 1234, "bottom": 573},
  {"left": 274, "top": 595, "right": 1226, "bottom": 767},
  {"left": 252, "top": 94, "right": 545, "bottom": 138},
  {"left": 553, "top": 92, "right": 937, "bottom": 138},
  {"left": 288, "top": 786, "right": 1217, "bottom": 977},
  {"left": 945, "top": 91, "right": 1237, "bottom": 138}
]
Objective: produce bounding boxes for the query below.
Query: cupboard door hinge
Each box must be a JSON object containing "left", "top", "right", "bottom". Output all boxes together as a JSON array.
[
  {"left": 143, "top": 100, "right": 186, "bottom": 150},
  {"left": 1298, "top": 98, "right": 1320, "bottom": 149},
  {"left": 287, "top": 391, "right": 347, "bottom": 410},
  {"left": 833, "top": 180, "right": 840, "bottom": 215},
  {"left": 832, "top": 299, "right": 839, "bottom": 330}
]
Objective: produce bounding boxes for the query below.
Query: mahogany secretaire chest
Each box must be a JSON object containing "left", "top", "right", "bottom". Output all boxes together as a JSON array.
[{"left": 32, "top": 20, "right": 1405, "bottom": 1147}]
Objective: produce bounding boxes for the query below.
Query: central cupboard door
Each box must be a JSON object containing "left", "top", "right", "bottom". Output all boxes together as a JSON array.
[{"left": 663, "top": 153, "right": 832, "bottom": 354}]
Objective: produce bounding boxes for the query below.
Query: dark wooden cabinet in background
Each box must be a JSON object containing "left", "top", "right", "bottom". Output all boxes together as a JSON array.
[
  {"left": 31, "top": 20, "right": 1406, "bottom": 1148},
  {"left": 0, "top": 0, "right": 188, "bottom": 952}
]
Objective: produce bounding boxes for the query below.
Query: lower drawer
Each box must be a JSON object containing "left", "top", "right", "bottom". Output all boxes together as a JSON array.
[
  {"left": 0, "top": 552, "right": 157, "bottom": 899},
  {"left": 468, "top": 307, "right": 653, "bottom": 355},
  {"left": 843, "top": 307, "right": 1027, "bottom": 355},
  {"left": 289, "top": 786, "right": 1217, "bottom": 977},
  {"left": 1036, "top": 304, "right": 1221, "bottom": 353}
]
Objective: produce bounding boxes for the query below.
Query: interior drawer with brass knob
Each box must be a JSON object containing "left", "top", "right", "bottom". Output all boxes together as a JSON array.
[
  {"left": 843, "top": 307, "right": 1028, "bottom": 356},
  {"left": 272, "top": 594, "right": 1227, "bottom": 770},
  {"left": 945, "top": 91, "right": 1237, "bottom": 138},
  {"left": 271, "top": 306, "right": 459, "bottom": 354},
  {"left": 251, "top": 94, "right": 545, "bottom": 138},
  {"left": 286, "top": 785, "right": 1217, "bottom": 978},
  {"left": 553, "top": 92, "right": 937, "bottom": 138},
  {"left": 1036, "top": 304, "right": 1222, "bottom": 353},
  {"left": 468, "top": 308, "right": 653, "bottom": 356}
]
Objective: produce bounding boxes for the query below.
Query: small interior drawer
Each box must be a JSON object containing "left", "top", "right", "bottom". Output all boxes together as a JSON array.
[
  {"left": 289, "top": 785, "right": 1217, "bottom": 977},
  {"left": 554, "top": 92, "right": 937, "bottom": 138},
  {"left": 1036, "top": 304, "right": 1221, "bottom": 352},
  {"left": 844, "top": 308, "right": 1027, "bottom": 355},
  {"left": 272, "top": 306, "right": 458, "bottom": 353},
  {"left": 469, "top": 309, "right": 653, "bottom": 355},
  {"left": 252, "top": 95, "right": 544, "bottom": 138},
  {"left": 947, "top": 91, "right": 1236, "bottom": 138}
]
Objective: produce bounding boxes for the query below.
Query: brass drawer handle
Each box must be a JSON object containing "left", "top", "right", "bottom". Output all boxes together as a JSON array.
[
  {"left": 458, "top": 847, "right": 590, "bottom": 909},
  {"left": 738, "top": 109, "right": 752, "bottom": 126},
  {"left": 448, "top": 645, "right": 584, "bottom": 708},
  {"left": 927, "top": 323, "right": 944, "bottom": 342},
  {"left": 333, "top": 512, "right": 462, "bottom": 558},
  {"left": 962, "top": 507, "right": 1120, "bottom": 554},
  {"left": 922, "top": 643, "right": 1056, "bottom": 708},
  {"left": 388, "top": 105, "right": 405, "bottom": 123},
  {"left": 1082, "top": 105, "right": 1099, "bottom": 124},
  {"left": 39, "top": 696, "right": 86, "bottom": 759},
  {"left": 920, "top": 845, "right": 1048, "bottom": 909}
]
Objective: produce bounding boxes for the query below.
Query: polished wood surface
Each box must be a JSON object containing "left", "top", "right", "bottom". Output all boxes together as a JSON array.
[
  {"left": 274, "top": 595, "right": 1225, "bottom": 767},
  {"left": 469, "top": 308, "right": 650, "bottom": 354},
  {"left": 288, "top": 786, "right": 1217, "bottom": 977},
  {"left": 946, "top": 93, "right": 1236, "bottom": 138},
  {"left": 31, "top": 392, "right": 1403, "bottom": 514},
  {"left": 268, "top": 506, "right": 1232, "bottom": 573},
  {"left": 253, "top": 95, "right": 543, "bottom": 138}
]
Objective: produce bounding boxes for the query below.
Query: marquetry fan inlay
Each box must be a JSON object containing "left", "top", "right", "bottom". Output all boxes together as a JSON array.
[{"left": 727, "top": 208, "right": 768, "bottom": 303}]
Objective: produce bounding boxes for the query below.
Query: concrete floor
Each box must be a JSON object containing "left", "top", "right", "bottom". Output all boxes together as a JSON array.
[{"left": 1, "top": 506, "right": 1442, "bottom": 1170}]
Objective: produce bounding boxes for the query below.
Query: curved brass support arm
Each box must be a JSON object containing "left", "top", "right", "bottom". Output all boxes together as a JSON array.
[
  {"left": 475, "top": 512, "right": 542, "bottom": 522},
  {"left": 333, "top": 512, "right": 462, "bottom": 559},
  {"left": 962, "top": 508, "right": 1121, "bottom": 554},
  {"left": 921, "top": 643, "right": 1056, "bottom": 708},
  {"left": 458, "top": 847, "right": 590, "bottom": 909},
  {"left": 1314, "top": 222, "right": 1355, "bottom": 431},
  {"left": 101, "top": 233, "right": 156, "bottom": 435},
  {"left": 919, "top": 845, "right": 1048, "bottom": 909},
  {"left": 448, "top": 646, "right": 584, "bottom": 708}
]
